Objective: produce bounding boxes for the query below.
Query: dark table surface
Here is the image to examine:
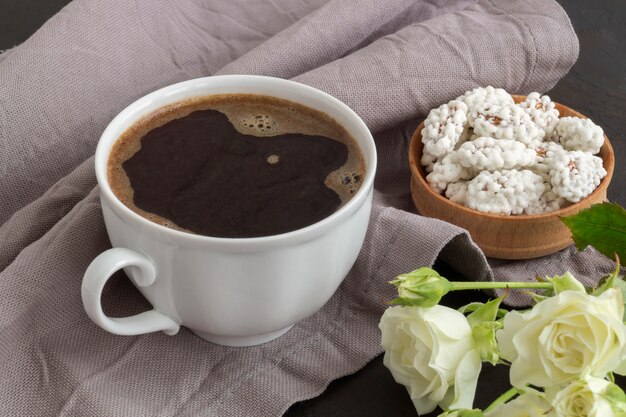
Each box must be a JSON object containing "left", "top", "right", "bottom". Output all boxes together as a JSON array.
[{"left": 2, "top": 0, "right": 624, "bottom": 415}]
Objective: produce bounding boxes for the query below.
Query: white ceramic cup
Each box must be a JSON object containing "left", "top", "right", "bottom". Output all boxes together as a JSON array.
[{"left": 82, "top": 75, "right": 376, "bottom": 346}]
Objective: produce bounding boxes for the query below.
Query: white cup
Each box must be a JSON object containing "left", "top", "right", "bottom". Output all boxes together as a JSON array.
[{"left": 81, "top": 75, "right": 376, "bottom": 346}]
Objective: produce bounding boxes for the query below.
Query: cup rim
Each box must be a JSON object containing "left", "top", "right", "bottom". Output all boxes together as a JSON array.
[{"left": 95, "top": 75, "right": 376, "bottom": 246}]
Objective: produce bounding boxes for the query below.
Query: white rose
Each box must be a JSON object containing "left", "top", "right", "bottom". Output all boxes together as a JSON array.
[
  {"left": 547, "top": 376, "right": 626, "bottom": 417},
  {"left": 497, "top": 289, "right": 626, "bottom": 388},
  {"left": 484, "top": 393, "right": 553, "bottom": 417},
  {"left": 379, "top": 305, "right": 481, "bottom": 415}
]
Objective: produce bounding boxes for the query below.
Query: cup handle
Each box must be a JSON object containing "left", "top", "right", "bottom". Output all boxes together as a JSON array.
[{"left": 81, "top": 247, "right": 180, "bottom": 336}]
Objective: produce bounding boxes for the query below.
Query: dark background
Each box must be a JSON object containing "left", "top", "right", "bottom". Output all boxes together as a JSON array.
[{"left": 1, "top": 0, "right": 624, "bottom": 415}]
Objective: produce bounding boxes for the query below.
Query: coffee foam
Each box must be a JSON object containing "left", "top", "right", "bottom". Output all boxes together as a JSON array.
[
  {"left": 237, "top": 114, "right": 278, "bottom": 135},
  {"left": 108, "top": 94, "right": 365, "bottom": 233}
]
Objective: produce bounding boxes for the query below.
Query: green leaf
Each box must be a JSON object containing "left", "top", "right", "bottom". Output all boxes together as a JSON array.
[
  {"left": 593, "top": 256, "right": 622, "bottom": 296},
  {"left": 460, "top": 303, "right": 509, "bottom": 319},
  {"left": 457, "top": 302, "right": 486, "bottom": 315},
  {"left": 591, "top": 258, "right": 626, "bottom": 320},
  {"left": 472, "top": 321, "right": 502, "bottom": 365},
  {"left": 546, "top": 272, "right": 586, "bottom": 294},
  {"left": 524, "top": 290, "right": 549, "bottom": 305},
  {"left": 466, "top": 298, "right": 502, "bottom": 327},
  {"left": 561, "top": 202, "right": 626, "bottom": 262},
  {"left": 464, "top": 298, "right": 504, "bottom": 365},
  {"left": 604, "top": 381, "right": 626, "bottom": 415}
]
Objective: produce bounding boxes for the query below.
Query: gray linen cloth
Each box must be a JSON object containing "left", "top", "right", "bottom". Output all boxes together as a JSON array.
[{"left": 0, "top": 0, "right": 614, "bottom": 415}]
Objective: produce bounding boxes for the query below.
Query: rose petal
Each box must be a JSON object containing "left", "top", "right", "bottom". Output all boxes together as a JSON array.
[{"left": 440, "top": 349, "right": 481, "bottom": 411}]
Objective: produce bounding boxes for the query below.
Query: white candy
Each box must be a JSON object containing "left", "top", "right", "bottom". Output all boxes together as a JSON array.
[
  {"left": 457, "top": 137, "right": 536, "bottom": 171},
  {"left": 445, "top": 181, "right": 469, "bottom": 205},
  {"left": 454, "top": 126, "right": 472, "bottom": 150},
  {"left": 421, "top": 100, "right": 468, "bottom": 158},
  {"left": 467, "top": 169, "right": 545, "bottom": 215},
  {"left": 473, "top": 103, "right": 545, "bottom": 146},
  {"left": 459, "top": 86, "right": 514, "bottom": 126},
  {"left": 550, "top": 150, "right": 607, "bottom": 203},
  {"left": 419, "top": 88, "right": 607, "bottom": 214},
  {"left": 420, "top": 152, "right": 438, "bottom": 173},
  {"left": 426, "top": 152, "right": 472, "bottom": 194},
  {"left": 518, "top": 92, "right": 560, "bottom": 137},
  {"left": 524, "top": 187, "right": 566, "bottom": 215},
  {"left": 532, "top": 142, "right": 569, "bottom": 181},
  {"left": 555, "top": 117, "right": 604, "bottom": 154}
]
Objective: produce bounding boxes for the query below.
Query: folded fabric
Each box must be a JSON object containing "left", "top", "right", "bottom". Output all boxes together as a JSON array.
[{"left": 0, "top": 0, "right": 611, "bottom": 415}]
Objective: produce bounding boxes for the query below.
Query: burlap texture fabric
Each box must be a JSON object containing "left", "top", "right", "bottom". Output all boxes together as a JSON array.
[{"left": 0, "top": 0, "right": 612, "bottom": 415}]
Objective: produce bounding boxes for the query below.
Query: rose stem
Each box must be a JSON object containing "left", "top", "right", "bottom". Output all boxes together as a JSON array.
[
  {"left": 450, "top": 282, "right": 554, "bottom": 291},
  {"left": 483, "top": 387, "right": 519, "bottom": 412}
]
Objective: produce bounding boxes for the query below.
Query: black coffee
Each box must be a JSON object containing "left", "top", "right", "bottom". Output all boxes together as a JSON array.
[{"left": 108, "top": 94, "right": 364, "bottom": 238}]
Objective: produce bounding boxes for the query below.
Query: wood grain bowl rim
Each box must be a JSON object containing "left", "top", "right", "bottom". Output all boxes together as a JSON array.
[{"left": 409, "top": 95, "right": 615, "bottom": 222}]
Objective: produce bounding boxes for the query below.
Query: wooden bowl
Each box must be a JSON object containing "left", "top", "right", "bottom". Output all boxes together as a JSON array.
[{"left": 409, "top": 96, "right": 615, "bottom": 260}]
